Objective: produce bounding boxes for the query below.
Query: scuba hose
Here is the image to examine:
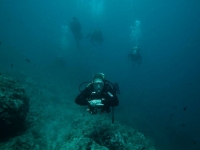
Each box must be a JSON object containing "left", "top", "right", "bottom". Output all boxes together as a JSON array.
[
  {"left": 112, "top": 106, "right": 114, "bottom": 123},
  {"left": 79, "top": 81, "right": 91, "bottom": 93}
]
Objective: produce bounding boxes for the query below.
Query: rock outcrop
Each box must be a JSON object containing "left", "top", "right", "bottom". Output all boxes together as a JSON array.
[{"left": 0, "top": 73, "right": 30, "bottom": 139}]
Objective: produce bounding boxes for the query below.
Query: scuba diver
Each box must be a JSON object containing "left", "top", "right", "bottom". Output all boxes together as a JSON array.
[
  {"left": 128, "top": 46, "right": 142, "bottom": 66},
  {"left": 70, "top": 17, "right": 82, "bottom": 50},
  {"left": 90, "top": 28, "right": 104, "bottom": 46},
  {"left": 75, "top": 73, "right": 120, "bottom": 123}
]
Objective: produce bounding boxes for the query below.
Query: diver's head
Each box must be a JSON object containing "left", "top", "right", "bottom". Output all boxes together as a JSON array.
[
  {"left": 132, "top": 46, "right": 138, "bottom": 54},
  {"left": 93, "top": 73, "right": 105, "bottom": 94},
  {"left": 133, "top": 46, "right": 138, "bottom": 50}
]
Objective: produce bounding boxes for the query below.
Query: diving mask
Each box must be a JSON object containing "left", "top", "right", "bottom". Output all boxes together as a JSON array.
[{"left": 93, "top": 78, "right": 104, "bottom": 93}]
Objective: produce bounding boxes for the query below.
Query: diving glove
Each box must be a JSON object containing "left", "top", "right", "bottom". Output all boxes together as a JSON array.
[{"left": 89, "top": 99, "right": 104, "bottom": 107}]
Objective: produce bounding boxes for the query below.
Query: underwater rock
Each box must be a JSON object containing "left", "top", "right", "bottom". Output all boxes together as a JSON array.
[
  {"left": 60, "top": 115, "right": 156, "bottom": 150},
  {"left": 0, "top": 74, "right": 30, "bottom": 140}
]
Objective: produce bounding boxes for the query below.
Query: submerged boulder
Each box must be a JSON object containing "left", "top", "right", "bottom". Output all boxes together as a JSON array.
[
  {"left": 58, "top": 114, "right": 156, "bottom": 150},
  {"left": 0, "top": 74, "right": 30, "bottom": 139}
]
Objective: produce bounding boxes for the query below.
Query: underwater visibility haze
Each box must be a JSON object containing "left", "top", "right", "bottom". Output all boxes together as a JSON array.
[{"left": 0, "top": 0, "right": 200, "bottom": 150}]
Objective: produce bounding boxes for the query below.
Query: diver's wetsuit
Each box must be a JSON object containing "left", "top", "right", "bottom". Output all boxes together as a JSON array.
[
  {"left": 70, "top": 18, "right": 81, "bottom": 40},
  {"left": 75, "top": 82, "right": 119, "bottom": 113},
  {"left": 128, "top": 50, "right": 142, "bottom": 65},
  {"left": 90, "top": 29, "right": 103, "bottom": 45},
  {"left": 70, "top": 17, "right": 82, "bottom": 49}
]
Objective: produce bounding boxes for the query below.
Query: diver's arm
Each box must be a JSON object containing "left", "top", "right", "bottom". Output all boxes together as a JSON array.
[
  {"left": 106, "top": 94, "right": 119, "bottom": 106},
  {"left": 102, "top": 85, "right": 119, "bottom": 106},
  {"left": 128, "top": 53, "right": 132, "bottom": 59},
  {"left": 102, "top": 94, "right": 119, "bottom": 106},
  {"left": 75, "top": 87, "right": 90, "bottom": 105}
]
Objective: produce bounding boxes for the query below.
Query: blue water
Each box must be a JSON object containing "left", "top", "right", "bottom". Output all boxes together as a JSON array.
[{"left": 0, "top": 0, "right": 200, "bottom": 149}]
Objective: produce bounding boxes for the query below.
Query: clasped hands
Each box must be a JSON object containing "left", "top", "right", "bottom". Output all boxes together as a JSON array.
[{"left": 88, "top": 99, "right": 104, "bottom": 107}]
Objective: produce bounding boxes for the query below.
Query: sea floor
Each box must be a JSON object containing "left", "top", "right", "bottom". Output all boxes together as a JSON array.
[{"left": 0, "top": 75, "right": 157, "bottom": 150}]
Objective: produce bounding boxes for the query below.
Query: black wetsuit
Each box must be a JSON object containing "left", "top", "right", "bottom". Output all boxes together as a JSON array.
[
  {"left": 70, "top": 18, "right": 81, "bottom": 49},
  {"left": 70, "top": 18, "right": 81, "bottom": 40},
  {"left": 90, "top": 29, "right": 103, "bottom": 45},
  {"left": 128, "top": 50, "right": 142, "bottom": 65},
  {"left": 75, "top": 82, "right": 119, "bottom": 113}
]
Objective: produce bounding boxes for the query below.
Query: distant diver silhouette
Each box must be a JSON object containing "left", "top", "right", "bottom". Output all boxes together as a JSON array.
[
  {"left": 70, "top": 17, "right": 82, "bottom": 50},
  {"left": 90, "top": 28, "right": 103, "bottom": 46}
]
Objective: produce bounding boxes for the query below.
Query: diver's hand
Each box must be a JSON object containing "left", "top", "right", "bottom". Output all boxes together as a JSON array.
[{"left": 88, "top": 99, "right": 104, "bottom": 107}]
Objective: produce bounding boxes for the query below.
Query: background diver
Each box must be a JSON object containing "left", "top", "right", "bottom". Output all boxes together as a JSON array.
[
  {"left": 86, "top": 28, "right": 103, "bottom": 46},
  {"left": 128, "top": 46, "right": 142, "bottom": 66},
  {"left": 75, "top": 73, "right": 120, "bottom": 123},
  {"left": 70, "top": 17, "right": 82, "bottom": 50}
]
